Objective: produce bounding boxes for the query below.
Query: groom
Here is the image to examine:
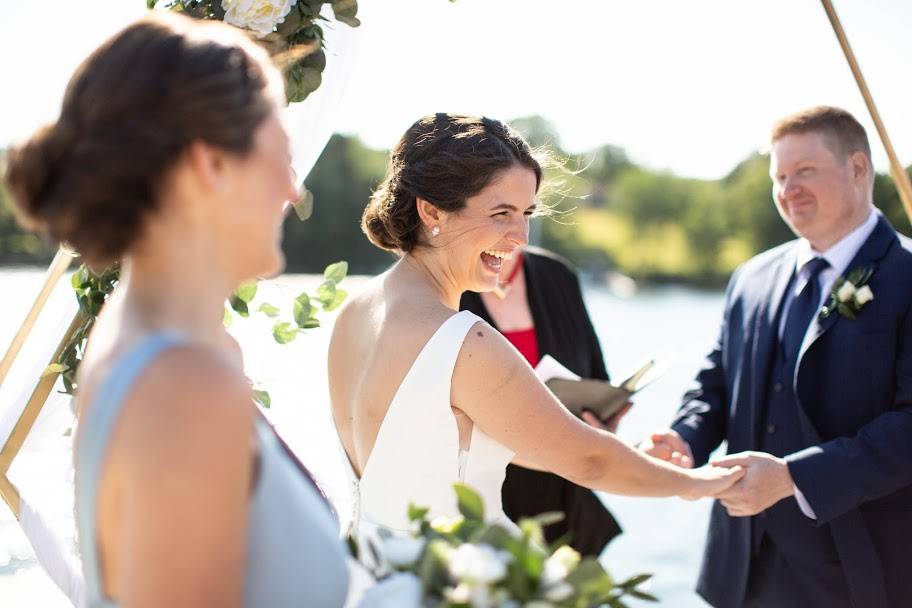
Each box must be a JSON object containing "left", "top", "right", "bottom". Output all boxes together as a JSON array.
[{"left": 645, "top": 106, "right": 912, "bottom": 608}]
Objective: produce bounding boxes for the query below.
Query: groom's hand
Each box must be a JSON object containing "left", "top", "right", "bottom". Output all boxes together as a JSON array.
[
  {"left": 639, "top": 429, "right": 693, "bottom": 468},
  {"left": 711, "top": 451, "right": 795, "bottom": 516}
]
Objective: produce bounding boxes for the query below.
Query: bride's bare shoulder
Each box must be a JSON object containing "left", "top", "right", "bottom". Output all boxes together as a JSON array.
[{"left": 332, "top": 273, "right": 451, "bottom": 342}]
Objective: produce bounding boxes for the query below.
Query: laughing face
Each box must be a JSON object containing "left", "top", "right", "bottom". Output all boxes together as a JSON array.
[
  {"left": 770, "top": 131, "right": 872, "bottom": 250},
  {"left": 431, "top": 163, "right": 538, "bottom": 294}
]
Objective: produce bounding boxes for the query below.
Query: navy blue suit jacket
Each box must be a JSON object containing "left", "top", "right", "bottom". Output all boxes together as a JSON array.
[{"left": 672, "top": 214, "right": 912, "bottom": 608}]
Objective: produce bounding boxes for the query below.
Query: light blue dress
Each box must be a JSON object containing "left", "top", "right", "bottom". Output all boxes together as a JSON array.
[{"left": 75, "top": 333, "right": 350, "bottom": 607}]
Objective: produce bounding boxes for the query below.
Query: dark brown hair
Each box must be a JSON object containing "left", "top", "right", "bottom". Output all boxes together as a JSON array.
[
  {"left": 3, "top": 13, "right": 277, "bottom": 266},
  {"left": 362, "top": 113, "right": 545, "bottom": 253},
  {"left": 771, "top": 105, "right": 871, "bottom": 163}
]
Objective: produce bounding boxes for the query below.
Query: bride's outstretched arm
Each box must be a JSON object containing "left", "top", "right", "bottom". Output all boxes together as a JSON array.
[{"left": 452, "top": 322, "right": 743, "bottom": 499}]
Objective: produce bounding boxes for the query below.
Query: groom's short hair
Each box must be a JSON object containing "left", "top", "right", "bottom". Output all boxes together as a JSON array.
[{"left": 771, "top": 106, "right": 871, "bottom": 163}]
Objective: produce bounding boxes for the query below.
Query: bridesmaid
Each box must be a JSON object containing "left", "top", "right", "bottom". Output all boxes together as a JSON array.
[{"left": 4, "top": 13, "right": 349, "bottom": 608}]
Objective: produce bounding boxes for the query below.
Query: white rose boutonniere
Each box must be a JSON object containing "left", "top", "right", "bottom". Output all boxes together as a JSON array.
[
  {"left": 822, "top": 266, "right": 874, "bottom": 320},
  {"left": 221, "top": 0, "right": 294, "bottom": 38},
  {"left": 854, "top": 285, "right": 874, "bottom": 306}
]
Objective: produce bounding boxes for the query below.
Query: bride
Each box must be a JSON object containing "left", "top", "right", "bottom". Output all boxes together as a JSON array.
[{"left": 328, "top": 113, "right": 744, "bottom": 541}]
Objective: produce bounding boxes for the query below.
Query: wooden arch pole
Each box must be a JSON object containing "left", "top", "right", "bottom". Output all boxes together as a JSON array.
[
  {"left": 0, "top": 249, "right": 72, "bottom": 386},
  {"left": 820, "top": 0, "right": 912, "bottom": 226},
  {"left": 0, "top": 248, "right": 77, "bottom": 519}
]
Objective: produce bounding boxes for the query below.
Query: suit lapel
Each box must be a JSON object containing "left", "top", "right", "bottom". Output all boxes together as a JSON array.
[
  {"left": 791, "top": 215, "right": 898, "bottom": 445},
  {"left": 796, "top": 215, "right": 897, "bottom": 374},
  {"left": 750, "top": 244, "right": 798, "bottom": 447}
]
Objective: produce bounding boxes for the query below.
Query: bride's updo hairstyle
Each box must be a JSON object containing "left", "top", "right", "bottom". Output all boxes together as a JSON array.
[
  {"left": 4, "top": 13, "right": 277, "bottom": 266},
  {"left": 363, "top": 113, "right": 545, "bottom": 253}
]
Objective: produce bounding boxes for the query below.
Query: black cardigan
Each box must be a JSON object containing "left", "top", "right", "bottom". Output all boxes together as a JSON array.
[{"left": 460, "top": 247, "right": 622, "bottom": 556}]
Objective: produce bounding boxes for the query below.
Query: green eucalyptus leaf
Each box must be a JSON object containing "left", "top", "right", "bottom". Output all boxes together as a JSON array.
[
  {"left": 41, "top": 363, "right": 69, "bottom": 378},
  {"left": 620, "top": 573, "right": 652, "bottom": 588},
  {"left": 324, "top": 289, "right": 348, "bottom": 312},
  {"left": 453, "top": 483, "right": 485, "bottom": 522},
  {"left": 235, "top": 281, "right": 258, "bottom": 303},
  {"left": 316, "top": 281, "right": 337, "bottom": 307},
  {"left": 293, "top": 187, "right": 314, "bottom": 222},
  {"left": 272, "top": 321, "right": 299, "bottom": 344},
  {"left": 62, "top": 375, "right": 74, "bottom": 395},
  {"left": 71, "top": 266, "right": 88, "bottom": 290},
  {"left": 838, "top": 303, "right": 856, "bottom": 320},
  {"left": 629, "top": 588, "right": 660, "bottom": 601},
  {"left": 331, "top": 0, "right": 360, "bottom": 27},
  {"left": 565, "top": 558, "right": 610, "bottom": 588},
  {"left": 276, "top": 5, "right": 304, "bottom": 35},
  {"left": 258, "top": 303, "right": 281, "bottom": 318},
  {"left": 418, "top": 540, "right": 452, "bottom": 592},
  {"left": 346, "top": 535, "right": 359, "bottom": 561},
  {"left": 323, "top": 261, "right": 349, "bottom": 284},
  {"left": 301, "top": 318, "right": 321, "bottom": 329},
  {"left": 223, "top": 307, "right": 233, "bottom": 327},
  {"left": 519, "top": 518, "right": 546, "bottom": 547},
  {"left": 252, "top": 389, "right": 272, "bottom": 409},
  {"left": 529, "top": 511, "right": 565, "bottom": 528},
  {"left": 300, "top": 47, "right": 327, "bottom": 72},
  {"left": 293, "top": 294, "right": 313, "bottom": 327},
  {"left": 230, "top": 295, "right": 250, "bottom": 317},
  {"left": 477, "top": 524, "right": 516, "bottom": 550},
  {"left": 408, "top": 503, "right": 430, "bottom": 523},
  {"left": 285, "top": 65, "right": 323, "bottom": 103}
]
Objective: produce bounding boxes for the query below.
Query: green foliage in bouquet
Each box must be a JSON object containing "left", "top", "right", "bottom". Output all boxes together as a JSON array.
[
  {"left": 361, "top": 483, "right": 657, "bottom": 608},
  {"left": 147, "top": 0, "right": 360, "bottom": 103}
]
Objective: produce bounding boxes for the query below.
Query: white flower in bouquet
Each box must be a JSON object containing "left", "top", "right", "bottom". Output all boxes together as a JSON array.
[
  {"left": 543, "top": 582, "right": 574, "bottom": 602},
  {"left": 382, "top": 536, "right": 425, "bottom": 567},
  {"left": 541, "top": 545, "right": 581, "bottom": 586},
  {"left": 448, "top": 543, "right": 512, "bottom": 584},
  {"left": 357, "top": 572, "right": 423, "bottom": 608},
  {"left": 854, "top": 285, "right": 874, "bottom": 305},
  {"left": 221, "top": 0, "right": 295, "bottom": 38},
  {"left": 443, "top": 583, "right": 472, "bottom": 604},
  {"left": 837, "top": 280, "right": 857, "bottom": 303}
]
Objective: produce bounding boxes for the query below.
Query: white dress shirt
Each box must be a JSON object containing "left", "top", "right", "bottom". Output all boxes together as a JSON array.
[{"left": 778, "top": 208, "right": 878, "bottom": 518}]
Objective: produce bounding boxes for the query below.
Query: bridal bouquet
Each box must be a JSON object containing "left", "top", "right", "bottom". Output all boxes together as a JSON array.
[
  {"left": 358, "top": 484, "right": 656, "bottom": 608},
  {"left": 147, "top": 0, "right": 360, "bottom": 102}
]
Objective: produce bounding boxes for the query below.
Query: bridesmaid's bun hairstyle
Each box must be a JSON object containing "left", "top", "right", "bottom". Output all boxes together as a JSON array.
[
  {"left": 4, "top": 12, "right": 278, "bottom": 267},
  {"left": 362, "top": 113, "right": 545, "bottom": 254}
]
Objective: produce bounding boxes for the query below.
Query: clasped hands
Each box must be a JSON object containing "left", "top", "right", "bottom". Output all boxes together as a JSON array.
[{"left": 641, "top": 430, "right": 796, "bottom": 516}]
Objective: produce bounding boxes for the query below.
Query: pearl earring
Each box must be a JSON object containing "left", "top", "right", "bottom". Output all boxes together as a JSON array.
[{"left": 431, "top": 226, "right": 440, "bottom": 237}]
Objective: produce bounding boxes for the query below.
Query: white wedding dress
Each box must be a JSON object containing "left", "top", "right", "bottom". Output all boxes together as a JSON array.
[{"left": 344, "top": 310, "right": 517, "bottom": 549}]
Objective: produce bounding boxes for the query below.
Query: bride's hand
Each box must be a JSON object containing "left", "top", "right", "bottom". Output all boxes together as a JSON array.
[{"left": 678, "top": 464, "right": 745, "bottom": 501}]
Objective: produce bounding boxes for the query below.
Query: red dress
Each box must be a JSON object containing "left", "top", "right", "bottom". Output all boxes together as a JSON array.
[{"left": 502, "top": 327, "right": 540, "bottom": 367}]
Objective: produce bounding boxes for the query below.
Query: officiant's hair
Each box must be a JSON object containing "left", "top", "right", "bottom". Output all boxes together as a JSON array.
[
  {"left": 771, "top": 106, "right": 871, "bottom": 164},
  {"left": 362, "top": 113, "right": 545, "bottom": 253},
  {"left": 3, "top": 12, "right": 278, "bottom": 266}
]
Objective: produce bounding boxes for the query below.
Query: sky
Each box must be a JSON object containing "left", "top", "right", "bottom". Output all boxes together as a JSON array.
[{"left": 1, "top": 1, "right": 910, "bottom": 180}]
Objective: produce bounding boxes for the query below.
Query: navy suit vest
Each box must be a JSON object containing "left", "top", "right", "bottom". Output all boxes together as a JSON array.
[{"left": 752, "top": 341, "right": 850, "bottom": 602}]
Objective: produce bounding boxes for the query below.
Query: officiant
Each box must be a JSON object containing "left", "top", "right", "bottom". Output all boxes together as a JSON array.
[{"left": 460, "top": 245, "right": 625, "bottom": 556}]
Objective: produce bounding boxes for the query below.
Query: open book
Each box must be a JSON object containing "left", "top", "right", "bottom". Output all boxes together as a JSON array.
[{"left": 535, "top": 355, "right": 668, "bottom": 420}]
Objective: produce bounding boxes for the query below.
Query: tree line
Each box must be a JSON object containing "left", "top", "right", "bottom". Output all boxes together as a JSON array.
[{"left": 3, "top": 118, "right": 911, "bottom": 287}]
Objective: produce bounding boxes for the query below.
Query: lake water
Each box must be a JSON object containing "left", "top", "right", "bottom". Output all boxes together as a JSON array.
[{"left": 0, "top": 267, "right": 726, "bottom": 607}]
